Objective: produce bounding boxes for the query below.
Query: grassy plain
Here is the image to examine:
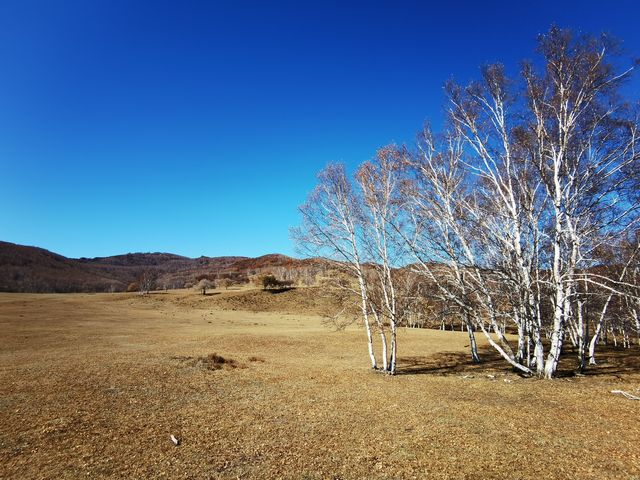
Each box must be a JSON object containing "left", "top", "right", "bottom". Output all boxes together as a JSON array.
[{"left": 1, "top": 288, "right": 639, "bottom": 479}]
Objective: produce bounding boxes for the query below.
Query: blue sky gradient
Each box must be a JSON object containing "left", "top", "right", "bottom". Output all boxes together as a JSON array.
[{"left": 1, "top": 0, "right": 639, "bottom": 258}]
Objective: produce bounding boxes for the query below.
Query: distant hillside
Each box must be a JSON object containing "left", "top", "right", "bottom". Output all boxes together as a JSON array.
[{"left": 0, "top": 241, "right": 328, "bottom": 293}]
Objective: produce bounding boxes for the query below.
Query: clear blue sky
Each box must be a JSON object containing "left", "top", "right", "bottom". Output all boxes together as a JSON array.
[{"left": 1, "top": 0, "right": 639, "bottom": 258}]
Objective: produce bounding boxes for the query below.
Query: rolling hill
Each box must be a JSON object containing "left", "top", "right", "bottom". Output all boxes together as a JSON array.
[{"left": 0, "top": 241, "right": 325, "bottom": 293}]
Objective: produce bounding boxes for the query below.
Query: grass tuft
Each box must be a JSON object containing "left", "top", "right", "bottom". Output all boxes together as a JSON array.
[{"left": 196, "top": 353, "right": 238, "bottom": 370}]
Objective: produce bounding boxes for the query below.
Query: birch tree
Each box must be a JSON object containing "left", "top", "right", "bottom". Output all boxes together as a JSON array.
[
  {"left": 294, "top": 154, "right": 416, "bottom": 374},
  {"left": 402, "top": 27, "right": 640, "bottom": 377},
  {"left": 292, "top": 164, "right": 380, "bottom": 370},
  {"left": 356, "top": 146, "right": 411, "bottom": 374},
  {"left": 521, "top": 28, "right": 640, "bottom": 376},
  {"left": 401, "top": 127, "right": 486, "bottom": 365}
]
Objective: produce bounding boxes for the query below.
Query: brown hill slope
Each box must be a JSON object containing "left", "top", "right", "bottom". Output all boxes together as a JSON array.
[
  {"left": 0, "top": 242, "right": 127, "bottom": 293},
  {"left": 0, "top": 241, "right": 327, "bottom": 293}
]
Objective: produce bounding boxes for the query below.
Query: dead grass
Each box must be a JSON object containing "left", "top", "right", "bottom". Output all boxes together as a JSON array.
[
  {"left": 0, "top": 290, "right": 639, "bottom": 479},
  {"left": 168, "top": 285, "right": 353, "bottom": 317},
  {"left": 196, "top": 353, "right": 238, "bottom": 370},
  {"left": 171, "top": 353, "right": 241, "bottom": 370}
]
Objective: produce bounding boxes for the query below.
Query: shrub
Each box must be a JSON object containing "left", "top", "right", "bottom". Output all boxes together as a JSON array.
[
  {"left": 262, "top": 275, "right": 279, "bottom": 289},
  {"left": 196, "top": 353, "right": 237, "bottom": 370}
]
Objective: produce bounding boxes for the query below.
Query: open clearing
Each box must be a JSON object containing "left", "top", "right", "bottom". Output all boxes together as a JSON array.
[{"left": 1, "top": 289, "right": 639, "bottom": 479}]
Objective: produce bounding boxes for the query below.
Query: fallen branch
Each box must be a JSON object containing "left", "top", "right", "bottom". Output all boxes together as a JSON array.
[{"left": 611, "top": 390, "right": 640, "bottom": 401}]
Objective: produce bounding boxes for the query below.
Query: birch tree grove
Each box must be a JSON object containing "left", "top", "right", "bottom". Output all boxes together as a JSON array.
[
  {"left": 292, "top": 164, "right": 379, "bottom": 370},
  {"left": 294, "top": 27, "right": 640, "bottom": 378},
  {"left": 356, "top": 147, "right": 412, "bottom": 374}
]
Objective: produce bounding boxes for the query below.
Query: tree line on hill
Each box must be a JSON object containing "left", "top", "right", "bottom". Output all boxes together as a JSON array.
[
  {"left": 294, "top": 27, "right": 640, "bottom": 379},
  {"left": 127, "top": 271, "right": 299, "bottom": 296}
]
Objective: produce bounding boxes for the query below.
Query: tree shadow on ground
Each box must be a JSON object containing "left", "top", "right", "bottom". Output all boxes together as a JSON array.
[
  {"left": 202, "top": 292, "right": 221, "bottom": 296},
  {"left": 263, "top": 287, "right": 296, "bottom": 294},
  {"left": 397, "top": 344, "right": 640, "bottom": 378},
  {"left": 562, "top": 344, "right": 640, "bottom": 378},
  {"left": 397, "top": 347, "right": 510, "bottom": 377}
]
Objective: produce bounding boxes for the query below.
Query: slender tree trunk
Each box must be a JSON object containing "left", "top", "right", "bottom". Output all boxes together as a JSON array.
[
  {"left": 380, "top": 330, "right": 389, "bottom": 372},
  {"left": 516, "top": 311, "right": 526, "bottom": 365},
  {"left": 544, "top": 267, "right": 565, "bottom": 378},
  {"left": 363, "top": 314, "right": 377, "bottom": 369},
  {"left": 357, "top": 276, "right": 377, "bottom": 370},
  {"left": 588, "top": 293, "right": 613, "bottom": 365},
  {"left": 544, "top": 198, "right": 569, "bottom": 379},
  {"left": 465, "top": 312, "right": 480, "bottom": 363},
  {"left": 389, "top": 321, "right": 397, "bottom": 374},
  {"left": 472, "top": 312, "right": 532, "bottom": 374},
  {"left": 576, "top": 299, "right": 586, "bottom": 373}
]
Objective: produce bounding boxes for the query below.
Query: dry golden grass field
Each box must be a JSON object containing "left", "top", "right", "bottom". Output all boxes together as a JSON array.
[{"left": 1, "top": 288, "right": 639, "bottom": 479}]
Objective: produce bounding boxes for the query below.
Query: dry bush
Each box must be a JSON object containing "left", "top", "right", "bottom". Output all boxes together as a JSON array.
[
  {"left": 196, "top": 353, "right": 238, "bottom": 370},
  {"left": 126, "top": 282, "right": 139, "bottom": 292}
]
